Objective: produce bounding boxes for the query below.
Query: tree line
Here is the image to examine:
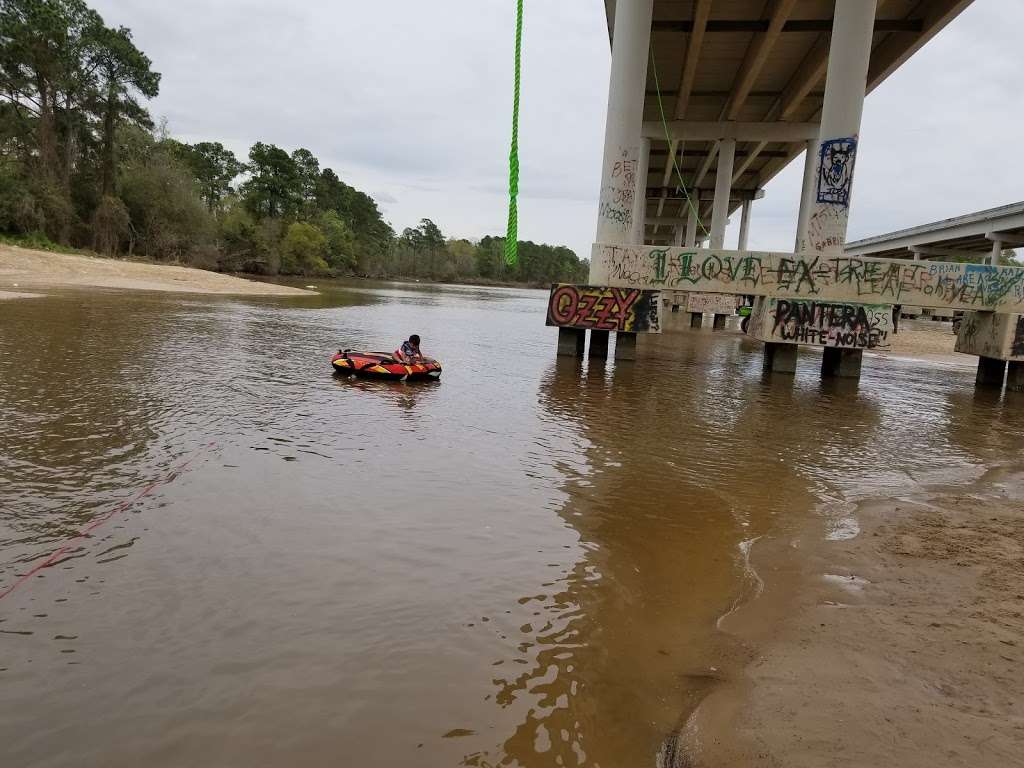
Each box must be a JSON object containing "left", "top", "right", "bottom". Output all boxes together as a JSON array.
[{"left": 0, "top": 0, "right": 588, "bottom": 285}]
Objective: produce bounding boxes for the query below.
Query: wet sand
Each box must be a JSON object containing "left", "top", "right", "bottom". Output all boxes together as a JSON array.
[
  {"left": 0, "top": 244, "right": 312, "bottom": 296},
  {"left": 684, "top": 469, "right": 1024, "bottom": 767}
]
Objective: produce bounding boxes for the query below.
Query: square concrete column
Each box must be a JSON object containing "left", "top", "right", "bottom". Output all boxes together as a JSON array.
[
  {"left": 684, "top": 199, "right": 699, "bottom": 247},
  {"left": 557, "top": 327, "right": 585, "bottom": 358},
  {"left": 763, "top": 342, "right": 798, "bottom": 374},
  {"left": 712, "top": 314, "right": 727, "bottom": 330},
  {"left": 709, "top": 138, "right": 736, "bottom": 249},
  {"left": 690, "top": 312, "right": 703, "bottom": 329},
  {"left": 822, "top": 347, "right": 863, "bottom": 378},
  {"left": 614, "top": 332, "right": 637, "bottom": 361},
  {"left": 737, "top": 199, "right": 752, "bottom": 251},
  {"left": 1007, "top": 361, "right": 1024, "bottom": 392},
  {"left": 794, "top": 138, "right": 817, "bottom": 252},
  {"left": 976, "top": 356, "right": 1007, "bottom": 387},
  {"left": 588, "top": 329, "right": 609, "bottom": 359}
]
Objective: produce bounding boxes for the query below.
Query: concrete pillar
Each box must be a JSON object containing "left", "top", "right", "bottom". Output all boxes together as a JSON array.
[
  {"left": 591, "top": 0, "right": 654, "bottom": 265},
  {"left": 799, "top": 0, "right": 877, "bottom": 256},
  {"left": 712, "top": 314, "right": 727, "bottom": 330},
  {"left": 912, "top": 250, "right": 922, "bottom": 261},
  {"left": 557, "top": 327, "right": 585, "bottom": 358},
  {"left": 794, "top": 138, "right": 817, "bottom": 252},
  {"left": 990, "top": 239, "right": 1002, "bottom": 266},
  {"left": 632, "top": 137, "right": 651, "bottom": 245},
  {"left": 588, "top": 329, "right": 610, "bottom": 359},
  {"left": 1007, "top": 361, "right": 1024, "bottom": 392},
  {"left": 710, "top": 138, "right": 736, "bottom": 249},
  {"left": 684, "top": 200, "right": 699, "bottom": 247},
  {"left": 673, "top": 224, "right": 684, "bottom": 247},
  {"left": 763, "top": 342, "right": 797, "bottom": 374},
  {"left": 614, "top": 332, "right": 638, "bottom": 361},
  {"left": 737, "top": 199, "right": 752, "bottom": 251},
  {"left": 690, "top": 312, "right": 703, "bottom": 329},
  {"left": 976, "top": 356, "right": 1007, "bottom": 387},
  {"left": 822, "top": 347, "right": 863, "bottom": 378}
]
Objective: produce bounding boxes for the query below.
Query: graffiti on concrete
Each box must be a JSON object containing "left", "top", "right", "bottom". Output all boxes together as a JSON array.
[
  {"left": 762, "top": 299, "right": 892, "bottom": 349},
  {"left": 955, "top": 311, "right": 1024, "bottom": 360},
  {"left": 596, "top": 146, "right": 638, "bottom": 235},
  {"left": 686, "top": 292, "right": 738, "bottom": 314},
  {"left": 546, "top": 284, "right": 661, "bottom": 333},
  {"left": 1013, "top": 317, "right": 1024, "bottom": 357},
  {"left": 816, "top": 137, "right": 857, "bottom": 206},
  {"left": 590, "top": 244, "right": 1024, "bottom": 312}
]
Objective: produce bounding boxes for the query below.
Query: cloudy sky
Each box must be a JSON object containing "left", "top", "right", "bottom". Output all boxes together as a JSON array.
[{"left": 91, "top": 0, "right": 1017, "bottom": 259}]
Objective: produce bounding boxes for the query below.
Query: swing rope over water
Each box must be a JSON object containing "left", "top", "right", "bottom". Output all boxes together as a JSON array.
[{"left": 504, "top": 0, "right": 524, "bottom": 266}]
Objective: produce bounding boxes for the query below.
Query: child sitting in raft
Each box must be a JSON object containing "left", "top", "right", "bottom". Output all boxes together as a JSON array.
[{"left": 393, "top": 334, "right": 424, "bottom": 363}]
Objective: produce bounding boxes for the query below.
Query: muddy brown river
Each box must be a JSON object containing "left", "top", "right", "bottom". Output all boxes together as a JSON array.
[{"left": 2, "top": 282, "right": 1021, "bottom": 767}]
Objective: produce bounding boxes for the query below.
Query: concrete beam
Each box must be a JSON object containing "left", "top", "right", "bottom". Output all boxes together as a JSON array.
[
  {"left": 644, "top": 187, "right": 764, "bottom": 203},
  {"left": 589, "top": 243, "right": 1024, "bottom": 313},
  {"left": 987, "top": 231, "right": 1024, "bottom": 246},
  {"left": 720, "top": 0, "right": 797, "bottom": 121},
  {"left": 652, "top": 18, "right": 923, "bottom": 33},
  {"left": 673, "top": 0, "right": 711, "bottom": 120},
  {"left": 911, "top": 245, "right": 988, "bottom": 261},
  {"left": 641, "top": 120, "right": 820, "bottom": 142}
]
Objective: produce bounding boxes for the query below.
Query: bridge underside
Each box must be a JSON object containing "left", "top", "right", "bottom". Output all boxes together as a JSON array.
[{"left": 552, "top": 0, "right": 1024, "bottom": 389}]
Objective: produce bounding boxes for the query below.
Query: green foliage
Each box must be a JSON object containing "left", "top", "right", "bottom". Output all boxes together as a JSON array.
[
  {"left": 240, "top": 142, "right": 301, "bottom": 219},
  {"left": 0, "top": 0, "right": 581, "bottom": 283},
  {"left": 120, "top": 146, "right": 214, "bottom": 260},
  {"left": 317, "top": 210, "right": 357, "bottom": 271},
  {"left": 167, "top": 140, "right": 242, "bottom": 211},
  {"left": 281, "top": 221, "right": 328, "bottom": 275},
  {"left": 91, "top": 193, "right": 129, "bottom": 254}
]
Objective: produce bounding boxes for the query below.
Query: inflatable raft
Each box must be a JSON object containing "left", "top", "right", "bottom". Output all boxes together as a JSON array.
[{"left": 331, "top": 350, "right": 442, "bottom": 381}]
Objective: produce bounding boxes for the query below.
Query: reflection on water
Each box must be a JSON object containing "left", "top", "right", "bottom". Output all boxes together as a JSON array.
[{"left": 2, "top": 281, "right": 1024, "bottom": 767}]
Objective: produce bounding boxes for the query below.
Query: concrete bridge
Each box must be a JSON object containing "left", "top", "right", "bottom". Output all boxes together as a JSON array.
[{"left": 547, "top": 0, "right": 1024, "bottom": 390}]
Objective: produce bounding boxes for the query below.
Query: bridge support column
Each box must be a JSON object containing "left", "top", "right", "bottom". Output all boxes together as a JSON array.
[
  {"left": 588, "top": 330, "right": 610, "bottom": 359},
  {"left": 632, "top": 137, "right": 651, "bottom": 245},
  {"left": 976, "top": 356, "right": 1007, "bottom": 387},
  {"left": 690, "top": 312, "right": 703, "bottom": 329},
  {"left": 737, "top": 199, "right": 752, "bottom": 251},
  {"left": 990, "top": 238, "right": 1003, "bottom": 266},
  {"left": 794, "top": 138, "right": 817, "bottom": 252},
  {"left": 712, "top": 314, "right": 727, "bottom": 330},
  {"left": 822, "top": 347, "right": 863, "bottom": 378},
  {"left": 763, "top": 342, "right": 797, "bottom": 374},
  {"left": 684, "top": 200, "right": 698, "bottom": 247},
  {"left": 591, "top": 0, "right": 652, "bottom": 260},
  {"left": 1007, "top": 361, "right": 1024, "bottom": 392},
  {"left": 557, "top": 327, "right": 585, "bottom": 358},
  {"left": 615, "top": 332, "right": 638, "bottom": 361}
]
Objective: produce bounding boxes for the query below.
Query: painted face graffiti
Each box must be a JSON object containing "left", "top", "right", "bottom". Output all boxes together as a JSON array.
[
  {"left": 817, "top": 137, "right": 857, "bottom": 207},
  {"left": 546, "top": 284, "right": 661, "bottom": 333}
]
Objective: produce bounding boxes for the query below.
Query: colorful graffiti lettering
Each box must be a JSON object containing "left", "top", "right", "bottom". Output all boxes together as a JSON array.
[
  {"left": 546, "top": 284, "right": 661, "bottom": 333},
  {"left": 591, "top": 244, "right": 1024, "bottom": 312},
  {"left": 766, "top": 299, "right": 891, "bottom": 349}
]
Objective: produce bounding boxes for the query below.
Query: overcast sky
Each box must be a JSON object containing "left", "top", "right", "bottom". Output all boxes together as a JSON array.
[{"left": 92, "top": 0, "right": 1018, "bottom": 259}]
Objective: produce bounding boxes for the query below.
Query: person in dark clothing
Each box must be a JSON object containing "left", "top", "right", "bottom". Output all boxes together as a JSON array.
[{"left": 394, "top": 334, "right": 423, "bottom": 362}]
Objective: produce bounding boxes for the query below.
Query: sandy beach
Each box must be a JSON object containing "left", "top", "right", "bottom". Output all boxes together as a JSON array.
[
  {"left": 0, "top": 244, "right": 312, "bottom": 297},
  {"left": 680, "top": 468, "right": 1024, "bottom": 767}
]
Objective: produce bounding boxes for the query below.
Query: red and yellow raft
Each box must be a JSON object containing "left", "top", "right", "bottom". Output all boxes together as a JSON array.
[{"left": 331, "top": 350, "right": 442, "bottom": 381}]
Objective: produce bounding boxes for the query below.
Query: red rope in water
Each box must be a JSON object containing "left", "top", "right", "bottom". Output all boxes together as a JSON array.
[{"left": 0, "top": 442, "right": 214, "bottom": 601}]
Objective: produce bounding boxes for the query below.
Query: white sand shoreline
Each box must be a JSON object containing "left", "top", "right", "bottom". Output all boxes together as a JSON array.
[{"left": 0, "top": 244, "right": 313, "bottom": 298}]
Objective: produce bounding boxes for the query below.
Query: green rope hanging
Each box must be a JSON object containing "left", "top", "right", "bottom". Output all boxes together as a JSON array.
[{"left": 504, "top": 0, "right": 524, "bottom": 266}]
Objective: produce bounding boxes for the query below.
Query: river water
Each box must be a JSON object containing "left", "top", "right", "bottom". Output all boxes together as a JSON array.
[{"left": 2, "top": 282, "right": 1023, "bottom": 767}]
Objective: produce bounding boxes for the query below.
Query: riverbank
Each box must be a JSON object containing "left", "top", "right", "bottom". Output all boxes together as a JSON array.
[
  {"left": 0, "top": 244, "right": 313, "bottom": 297},
  {"left": 682, "top": 468, "right": 1024, "bottom": 767}
]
